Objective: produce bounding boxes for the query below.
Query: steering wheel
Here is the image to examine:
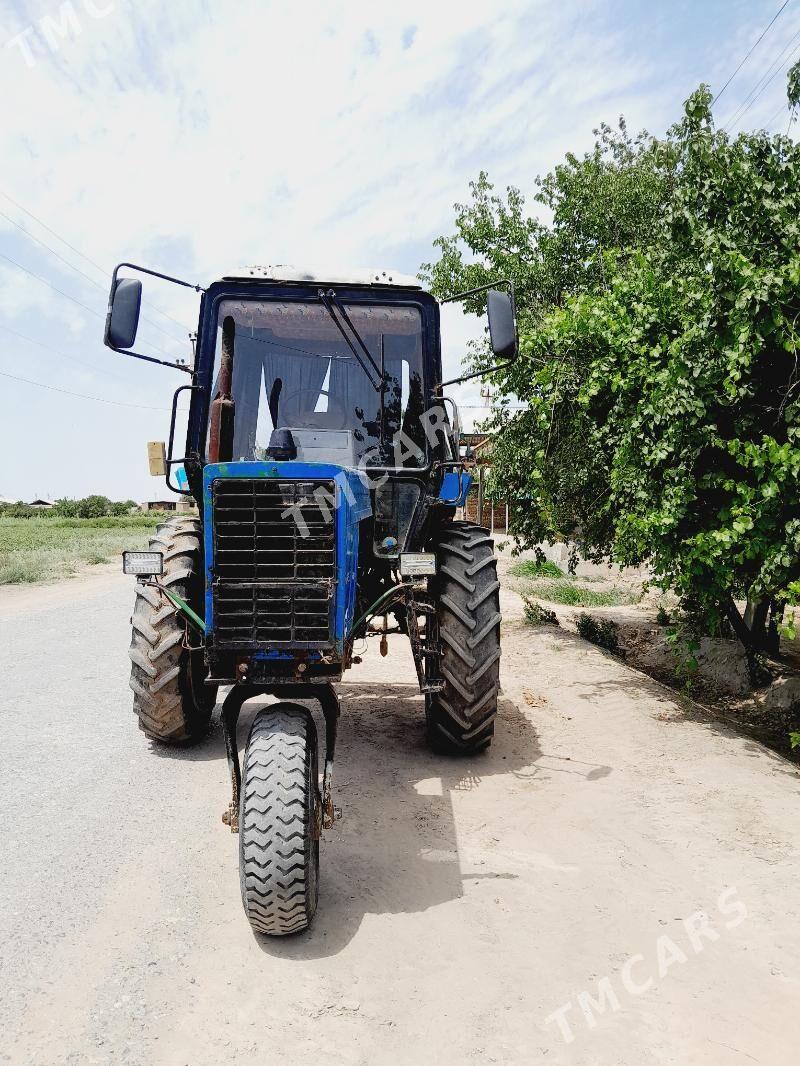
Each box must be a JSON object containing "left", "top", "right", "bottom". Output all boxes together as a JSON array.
[{"left": 278, "top": 387, "right": 346, "bottom": 429}]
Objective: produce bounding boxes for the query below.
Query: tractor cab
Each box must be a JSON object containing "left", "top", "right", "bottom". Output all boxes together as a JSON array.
[{"left": 191, "top": 268, "right": 455, "bottom": 571}]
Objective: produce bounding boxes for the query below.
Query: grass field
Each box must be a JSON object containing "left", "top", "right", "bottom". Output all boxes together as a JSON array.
[{"left": 0, "top": 515, "right": 164, "bottom": 585}]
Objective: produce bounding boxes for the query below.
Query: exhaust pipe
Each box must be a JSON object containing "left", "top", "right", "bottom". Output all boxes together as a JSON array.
[{"left": 208, "top": 315, "right": 235, "bottom": 462}]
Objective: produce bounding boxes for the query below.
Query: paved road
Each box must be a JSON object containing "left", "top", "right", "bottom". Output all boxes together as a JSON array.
[{"left": 1, "top": 569, "right": 799, "bottom": 1065}]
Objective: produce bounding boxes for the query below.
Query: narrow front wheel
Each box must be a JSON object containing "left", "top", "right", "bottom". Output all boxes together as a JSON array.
[{"left": 239, "top": 703, "right": 320, "bottom": 936}]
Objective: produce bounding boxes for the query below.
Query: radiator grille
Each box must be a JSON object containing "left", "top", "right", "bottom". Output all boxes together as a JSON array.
[{"left": 211, "top": 478, "right": 336, "bottom": 647}]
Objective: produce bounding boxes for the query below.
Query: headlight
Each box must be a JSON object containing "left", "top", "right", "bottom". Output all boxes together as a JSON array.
[
  {"left": 123, "top": 551, "right": 164, "bottom": 576},
  {"left": 399, "top": 552, "right": 436, "bottom": 577}
]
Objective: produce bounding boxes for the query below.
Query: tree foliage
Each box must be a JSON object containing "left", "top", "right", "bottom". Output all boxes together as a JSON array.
[
  {"left": 424, "top": 85, "right": 800, "bottom": 655},
  {"left": 0, "top": 496, "right": 139, "bottom": 518}
]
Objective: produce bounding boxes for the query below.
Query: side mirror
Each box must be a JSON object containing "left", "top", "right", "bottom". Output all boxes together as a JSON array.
[
  {"left": 487, "top": 289, "right": 517, "bottom": 361},
  {"left": 105, "top": 277, "right": 142, "bottom": 349}
]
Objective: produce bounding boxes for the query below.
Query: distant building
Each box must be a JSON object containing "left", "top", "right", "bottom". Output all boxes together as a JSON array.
[
  {"left": 143, "top": 500, "right": 177, "bottom": 512},
  {"left": 29, "top": 499, "right": 55, "bottom": 509}
]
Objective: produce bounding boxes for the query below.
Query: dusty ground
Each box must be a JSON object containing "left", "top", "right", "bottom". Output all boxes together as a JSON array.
[
  {"left": 1, "top": 569, "right": 800, "bottom": 1065},
  {"left": 500, "top": 543, "right": 800, "bottom": 758}
]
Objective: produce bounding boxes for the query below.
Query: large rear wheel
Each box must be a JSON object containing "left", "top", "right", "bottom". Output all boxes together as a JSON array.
[
  {"left": 426, "top": 521, "right": 501, "bottom": 754},
  {"left": 239, "top": 703, "right": 320, "bottom": 936},
  {"left": 128, "top": 515, "right": 215, "bottom": 744}
]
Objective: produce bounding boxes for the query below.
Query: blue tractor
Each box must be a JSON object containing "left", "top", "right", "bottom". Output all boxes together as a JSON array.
[{"left": 105, "top": 264, "right": 518, "bottom": 935}]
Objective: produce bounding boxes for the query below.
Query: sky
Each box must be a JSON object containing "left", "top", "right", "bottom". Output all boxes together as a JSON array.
[{"left": 0, "top": 0, "right": 798, "bottom": 503}]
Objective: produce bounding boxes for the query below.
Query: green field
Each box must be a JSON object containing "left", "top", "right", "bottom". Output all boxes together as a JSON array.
[{"left": 0, "top": 515, "right": 164, "bottom": 585}]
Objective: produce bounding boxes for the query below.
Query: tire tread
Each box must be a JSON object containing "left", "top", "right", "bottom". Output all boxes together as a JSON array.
[
  {"left": 239, "top": 705, "right": 319, "bottom": 936},
  {"left": 427, "top": 521, "right": 501, "bottom": 754}
]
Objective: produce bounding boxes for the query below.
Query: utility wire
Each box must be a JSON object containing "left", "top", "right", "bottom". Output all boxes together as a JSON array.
[
  {"left": 0, "top": 207, "right": 190, "bottom": 342},
  {"left": 765, "top": 99, "right": 790, "bottom": 127},
  {"left": 0, "top": 321, "right": 132, "bottom": 385},
  {"left": 0, "top": 189, "right": 107, "bottom": 275},
  {"left": 0, "top": 206, "right": 188, "bottom": 344},
  {"left": 714, "top": 0, "right": 793, "bottom": 103},
  {"left": 0, "top": 248, "right": 178, "bottom": 361},
  {"left": 0, "top": 207, "right": 106, "bottom": 293},
  {"left": 723, "top": 33, "right": 800, "bottom": 130},
  {"left": 0, "top": 187, "right": 191, "bottom": 335},
  {"left": 731, "top": 46, "right": 800, "bottom": 127},
  {"left": 724, "top": 26, "right": 800, "bottom": 124},
  {"left": 0, "top": 369, "right": 170, "bottom": 411},
  {"left": 0, "top": 248, "right": 103, "bottom": 320}
]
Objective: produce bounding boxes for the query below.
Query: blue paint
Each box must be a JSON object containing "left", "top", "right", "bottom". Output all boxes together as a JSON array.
[
  {"left": 440, "top": 470, "right": 472, "bottom": 506},
  {"left": 202, "top": 461, "right": 372, "bottom": 657}
]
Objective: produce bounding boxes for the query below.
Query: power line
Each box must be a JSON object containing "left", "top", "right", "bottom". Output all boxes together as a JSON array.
[
  {"left": 0, "top": 248, "right": 179, "bottom": 361},
  {"left": 0, "top": 187, "right": 192, "bottom": 335},
  {"left": 0, "top": 207, "right": 107, "bottom": 293},
  {"left": 0, "top": 368, "right": 169, "bottom": 411},
  {"left": 714, "top": 0, "right": 793, "bottom": 103},
  {"left": 723, "top": 32, "right": 800, "bottom": 130},
  {"left": 0, "top": 321, "right": 132, "bottom": 385},
  {"left": 728, "top": 45, "right": 800, "bottom": 128},
  {"left": 0, "top": 189, "right": 106, "bottom": 275},
  {"left": 0, "top": 206, "right": 190, "bottom": 343},
  {"left": 0, "top": 248, "right": 103, "bottom": 320},
  {"left": 724, "top": 26, "right": 800, "bottom": 124},
  {"left": 764, "top": 100, "right": 789, "bottom": 127}
]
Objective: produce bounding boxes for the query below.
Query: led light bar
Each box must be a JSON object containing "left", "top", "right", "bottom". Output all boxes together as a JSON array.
[{"left": 123, "top": 550, "right": 164, "bottom": 576}]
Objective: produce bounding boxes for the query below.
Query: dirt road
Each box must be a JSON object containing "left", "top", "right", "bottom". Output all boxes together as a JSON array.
[{"left": 1, "top": 569, "right": 799, "bottom": 1065}]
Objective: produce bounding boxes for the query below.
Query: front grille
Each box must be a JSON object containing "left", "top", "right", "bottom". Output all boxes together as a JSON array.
[{"left": 211, "top": 478, "right": 336, "bottom": 647}]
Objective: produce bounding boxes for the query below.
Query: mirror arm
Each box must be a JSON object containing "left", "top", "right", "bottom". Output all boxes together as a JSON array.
[
  {"left": 113, "top": 261, "right": 205, "bottom": 294},
  {"left": 105, "top": 261, "right": 203, "bottom": 374},
  {"left": 440, "top": 277, "right": 515, "bottom": 312},
  {"left": 438, "top": 277, "right": 518, "bottom": 391},
  {"left": 436, "top": 356, "right": 518, "bottom": 393},
  {"left": 105, "top": 341, "right": 194, "bottom": 374}
]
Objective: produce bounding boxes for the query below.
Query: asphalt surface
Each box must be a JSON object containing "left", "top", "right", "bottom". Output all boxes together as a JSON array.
[{"left": 1, "top": 568, "right": 799, "bottom": 1065}]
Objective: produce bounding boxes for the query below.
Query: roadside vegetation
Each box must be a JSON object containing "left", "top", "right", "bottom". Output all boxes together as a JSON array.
[
  {"left": 425, "top": 72, "right": 800, "bottom": 674},
  {"left": 510, "top": 559, "right": 640, "bottom": 607},
  {"left": 426, "top": 69, "right": 800, "bottom": 756},
  {"left": 575, "top": 613, "right": 621, "bottom": 655},
  {"left": 0, "top": 506, "right": 165, "bottom": 584},
  {"left": 0, "top": 495, "right": 139, "bottom": 519}
]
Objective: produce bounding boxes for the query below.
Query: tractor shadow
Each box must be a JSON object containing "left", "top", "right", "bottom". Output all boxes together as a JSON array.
[{"left": 248, "top": 681, "right": 544, "bottom": 960}]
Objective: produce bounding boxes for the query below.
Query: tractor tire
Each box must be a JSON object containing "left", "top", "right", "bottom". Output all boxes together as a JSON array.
[
  {"left": 426, "top": 521, "right": 501, "bottom": 755},
  {"left": 239, "top": 704, "right": 320, "bottom": 936},
  {"left": 128, "top": 515, "right": 215, "bottom": 745}
]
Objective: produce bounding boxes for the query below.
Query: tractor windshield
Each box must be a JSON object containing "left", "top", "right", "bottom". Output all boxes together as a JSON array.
[{"left": 209, "top": 298, "right": 427, "bottom": 468}]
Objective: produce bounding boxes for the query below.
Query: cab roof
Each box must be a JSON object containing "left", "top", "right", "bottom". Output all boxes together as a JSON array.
[{"left": 219, "top": 265, "right": 423, "bottom": 289}]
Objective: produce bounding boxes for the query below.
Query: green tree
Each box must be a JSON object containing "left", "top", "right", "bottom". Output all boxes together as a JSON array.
[
  {"left": 424, "top": 85, "right": 800, "bottom": 659},
  {"left": 75, "top": 495, "right": 113, "bottom": 519},
  {"left": 52, "top": 498, "right": 79, "bottom": 517}
]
